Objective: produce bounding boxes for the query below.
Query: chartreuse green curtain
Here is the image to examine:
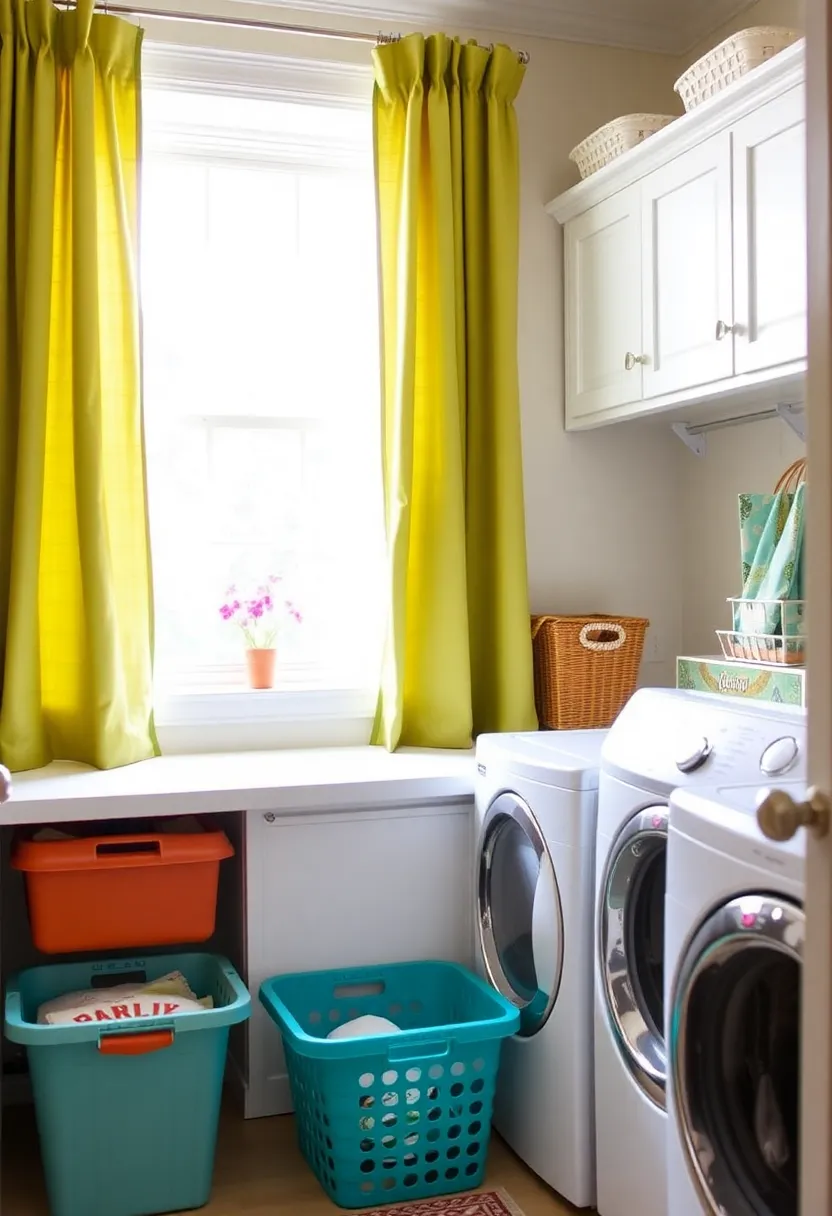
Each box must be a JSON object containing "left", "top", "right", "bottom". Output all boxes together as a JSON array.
[
  {"left": 0, "top": 0, "right": 156, "bottom": 771},
  {"left": 371, "top": 33, "right": 537, "bottom": 750}
]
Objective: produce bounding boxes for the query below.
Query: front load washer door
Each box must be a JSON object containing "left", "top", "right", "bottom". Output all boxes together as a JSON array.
[
  {"left": 477, "top": 792, "right": 564, "bottom": 1037},
  {"left": 671, "top": 894, "right": 802, "bottom": 1216},
  {"left": 599, "top": 805, "right": 668, "bottom": 1109}
]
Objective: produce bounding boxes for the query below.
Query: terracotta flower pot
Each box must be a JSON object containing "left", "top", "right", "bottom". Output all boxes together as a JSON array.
[{"left": 245, "top": 648, "right": 277, "bottom": 690}]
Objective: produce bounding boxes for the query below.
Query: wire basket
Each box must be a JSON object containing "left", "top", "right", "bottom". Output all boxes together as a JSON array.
[
  {"left": 729, "top": 597, "right": 805, "bottom": 637},
  {"left": 568, "top": 114, "right": 676, "bottom": 179},
  {"left": 718, "top": 598, "right": 805, "bottom": 666},
  {"left": 531, "top": 614, "right": 649, "bottom": 730},
  {"left": 674, "top": 27, "right": 800, "bottom": 112},
  {"left": 717, "top": 630, "right": 805, "bottom": 666}
]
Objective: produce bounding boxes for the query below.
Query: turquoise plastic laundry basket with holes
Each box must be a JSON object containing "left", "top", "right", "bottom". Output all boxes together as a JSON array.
[
  {"left": 259, "top": 959, "right": 520, "bottom": 1209},
  {"left": 4, "top": 952, "right": 251, "bottom": 1216}
]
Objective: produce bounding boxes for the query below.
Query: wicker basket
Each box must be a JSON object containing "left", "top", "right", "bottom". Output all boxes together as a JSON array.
[
  {"left": 569, "top": 114, "right": 676, "bottom": 180},
  {"left": 531, "top": 614, "right": 649, "bottom": 730},
  {"left": 674, "top": 27, "right": 800, "bottom": 112}
]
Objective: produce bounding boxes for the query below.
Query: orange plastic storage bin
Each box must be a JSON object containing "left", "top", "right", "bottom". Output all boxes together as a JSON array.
[{"left": 11, "top": 828, "right": 234, "bottom": 954}]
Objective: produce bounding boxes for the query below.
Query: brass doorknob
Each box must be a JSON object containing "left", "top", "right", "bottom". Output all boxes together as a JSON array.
[{"left": 757, "top": 787, "right": 831, "bottom": 842}]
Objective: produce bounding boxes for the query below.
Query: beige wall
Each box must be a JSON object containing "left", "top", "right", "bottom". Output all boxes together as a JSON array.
[
  {"left": 681, "top": 0, "right": 805, "bottom": 69},
  {"left": 680, "top": 422, "right": 804, "bottom": 658},
  {"left": 144, "top": 0, "right": 809, "bottom": 686},
  {"left": 673, "top": 1, "right": 807, "bottom": 660},
  {"left": 517, "top": 41, "right": 682, "bottom": 685},
  {"left": 142, "top": 1, "right": 686, "bottom": 686}
]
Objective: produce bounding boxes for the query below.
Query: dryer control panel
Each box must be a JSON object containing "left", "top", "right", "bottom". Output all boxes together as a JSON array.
[{"left": 601, "top": 688, "right": 806, "bottom": 795}]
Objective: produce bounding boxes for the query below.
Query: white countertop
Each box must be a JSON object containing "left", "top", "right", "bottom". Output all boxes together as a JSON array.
[{"left": 2, "top": 747, "right": 476, "bottom": 826}]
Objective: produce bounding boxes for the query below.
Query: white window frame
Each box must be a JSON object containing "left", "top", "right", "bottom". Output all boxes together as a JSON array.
[{"left": 141, "top": 41, "right": 381, "bottom": 752}]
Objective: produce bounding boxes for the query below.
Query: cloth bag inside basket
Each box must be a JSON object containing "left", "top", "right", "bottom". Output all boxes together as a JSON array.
[{"left": 736, "top": 459, "right": 806, "bottom": 637}]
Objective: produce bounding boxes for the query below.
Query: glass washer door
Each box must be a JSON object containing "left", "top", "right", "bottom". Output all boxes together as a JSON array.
[
  {"left": 671, "top": 894, "right": 803, "bottom": 1216},
  {"left": 477, "top": 792, "right": 564, "bottom": 1038},
  {"left": 599, "top": 805, "right": 668, "bottom": 1109}
]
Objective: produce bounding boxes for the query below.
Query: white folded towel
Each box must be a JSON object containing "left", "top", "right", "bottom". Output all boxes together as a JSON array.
[{"left": 327, "top": 1014, "right": 401, "bottom": 1041}]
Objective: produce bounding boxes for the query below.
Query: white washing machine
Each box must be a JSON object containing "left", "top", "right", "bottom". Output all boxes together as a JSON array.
[
  {"left": 666, "top": 778, "right": 805, "bottom": 1216},
  {"left": 595, "top": 688, "right": 806, "bottom": 1216},
  {"left": 474, "top": 730, "right": 607, "bottom": 1209}
]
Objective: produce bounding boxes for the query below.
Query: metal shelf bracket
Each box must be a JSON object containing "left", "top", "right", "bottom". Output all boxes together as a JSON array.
[
  {"left": 775, "top": 403, "right": 807, "bottom": 441},
  {"left": 672, "top": 403, "right": 806, "bottom": 456},
  {"left": 672, "top": 422, "right": 707, "bottom": 456}
]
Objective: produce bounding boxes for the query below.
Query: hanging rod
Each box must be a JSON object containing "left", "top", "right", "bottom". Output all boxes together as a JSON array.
[
  {"left": 673, "top": 403, "right": 806, "bottom": 456},
  {"left": 59, "top": 2, "right": 530, "bottom": 62}
]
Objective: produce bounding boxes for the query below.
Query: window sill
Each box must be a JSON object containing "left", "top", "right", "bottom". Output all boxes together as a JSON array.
[{"left": 153, "top": 683, "right": 376, "bottom": 753}]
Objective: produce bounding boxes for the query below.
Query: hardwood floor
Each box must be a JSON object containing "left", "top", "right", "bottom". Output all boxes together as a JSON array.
[{"left": 3, "top": 1104, "right": 586, "bottom": 1215}]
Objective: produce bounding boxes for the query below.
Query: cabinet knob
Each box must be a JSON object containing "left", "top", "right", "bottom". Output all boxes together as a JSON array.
[
  {"left": 715, "top": 319, "right": 735, "bottom": 341},
  {"left": 624, "top": 352, "right": 648, "bottom": 371},
  {"left": 757, "top": 787, "right": 831, "bottom": 842}
]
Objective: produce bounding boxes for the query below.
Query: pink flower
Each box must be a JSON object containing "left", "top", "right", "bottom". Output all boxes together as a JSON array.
[{"left": 218, "top": 577, "right": 300, "bottom": 644}]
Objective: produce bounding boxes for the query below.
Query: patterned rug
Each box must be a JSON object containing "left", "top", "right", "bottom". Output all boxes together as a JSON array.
[{"left": 361, "top": 1189, "right": 526, "bottom": 1215}]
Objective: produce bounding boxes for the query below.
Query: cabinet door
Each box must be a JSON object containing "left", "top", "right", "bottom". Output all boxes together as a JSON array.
[
  {"left": 732, "top": 85, "right": 806, "bottom": 375},
  {"left": 642, "top": 133, "right": 734, "bottom": 398},
  {"left": 564, "top": 186, "right": 642, "bottom": 425},
  {"left": 244, "top": 803, "right": 473, "bottom": 1119}
]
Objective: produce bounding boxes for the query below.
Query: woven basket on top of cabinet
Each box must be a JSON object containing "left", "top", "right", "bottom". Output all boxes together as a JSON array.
[{"left": 531, "top": 614, "right": 649, "bottom": 730}]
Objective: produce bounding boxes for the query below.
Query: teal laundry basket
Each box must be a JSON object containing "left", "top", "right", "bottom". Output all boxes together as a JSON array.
[
  {"left": 260, "top": 959, "right": 520, "bottom": 1209},
  {"left": 5, "top": 952, "right": 251, "bottom": 1216}
]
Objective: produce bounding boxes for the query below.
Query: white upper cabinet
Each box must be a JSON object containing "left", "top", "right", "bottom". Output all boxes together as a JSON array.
[
  {"left": 564, "top": 187, "right": 642, "bottom": 422},
  {"left": 642, "top": 134, "right": 733, "bottom": 398},
  {"left": 548, "top": 40, "right": 806, "bottom": 430},
  {"left": 732, "top": 85, "right": 806, "bottom": 375}
]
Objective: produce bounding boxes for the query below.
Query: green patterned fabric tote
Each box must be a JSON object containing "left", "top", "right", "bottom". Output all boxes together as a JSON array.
[{"left": 736, "top": 459, "right": 806, "bottom": 637}]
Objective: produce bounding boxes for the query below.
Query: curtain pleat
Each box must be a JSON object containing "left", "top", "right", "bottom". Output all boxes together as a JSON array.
[
  {"left": 0, "top": 0, "right": 156, "bottom": 770},
  {"left": 371, "top": 33, "right": 537, "bottom": 749}
]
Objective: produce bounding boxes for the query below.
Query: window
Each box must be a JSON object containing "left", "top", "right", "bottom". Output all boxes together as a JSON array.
[{"left": 140, "top": 53, "right": 384, "bottom": 742}]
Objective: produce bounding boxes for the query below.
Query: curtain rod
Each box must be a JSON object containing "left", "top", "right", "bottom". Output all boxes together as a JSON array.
[{"left": 61, "top": 2, "right": 530, "bottom": 63}]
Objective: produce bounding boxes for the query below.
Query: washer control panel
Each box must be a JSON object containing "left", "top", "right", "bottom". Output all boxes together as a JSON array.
[
  {"left": 760, "top": 735, "right": 799, "bottom": 777},
  {"left": 601, "top": 688, "right": 806, "bottom": 792},
  {"left": 676, "top": 738, "right": 713, "bottom": 774}
]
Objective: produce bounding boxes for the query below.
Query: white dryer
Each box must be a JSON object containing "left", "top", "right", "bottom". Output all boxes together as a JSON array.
[
  {"left": 666, "top": 778, "right": 805, "bottom": 1216},
  {"left": 474, "top": 730, "right": 607, "bottom": 1209},
  {"left": 594, "top": 688, "right": 806, "bottom": 1216}
]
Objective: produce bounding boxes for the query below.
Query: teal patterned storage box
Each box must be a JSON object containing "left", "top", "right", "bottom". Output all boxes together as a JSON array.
[
  {"left": 4, "top": 953, "right": 251, "bottom": 1216},
  {"left": 676, "top": 655, "right": 806, "bottom": 707}
]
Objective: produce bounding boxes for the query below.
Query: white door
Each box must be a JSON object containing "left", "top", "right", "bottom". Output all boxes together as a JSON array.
[
  {"left": 642, "top": 133, "right": 734, "bottom": 399},
  {"left": 733, "top": 85, "right": 807, "bottom": 375},
  {"left": 563, "top": 185, "right": 642, "bottom": 426},
  {"left": 802, "top": 4, "right": 832, "bottom": 1210}
]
